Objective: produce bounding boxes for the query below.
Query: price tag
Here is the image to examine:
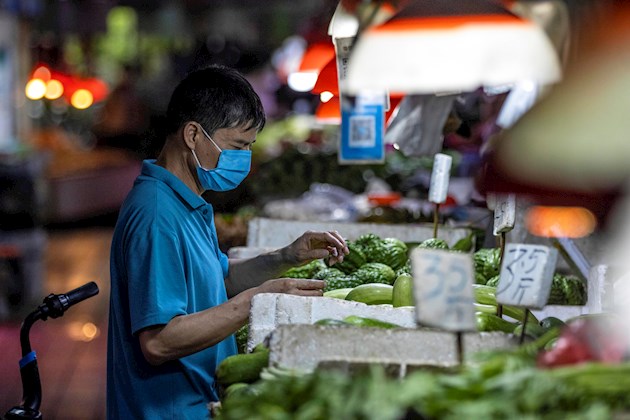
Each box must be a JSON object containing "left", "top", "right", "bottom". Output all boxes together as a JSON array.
[
  {"left": 411, "top": 248, "right": 476, "bottom": 332},
  {"left": 493, "top": 194, "right": 516, "bottom": 235},
  {"left": 496, "top": 244, "right": 558, "bottom": 309},
  {"left": 428, "top": 153, "right": 452, "bottom": 204}
]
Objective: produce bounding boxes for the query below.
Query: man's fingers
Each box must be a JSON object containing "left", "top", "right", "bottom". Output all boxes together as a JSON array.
[
  {"left": 294, "top": 279, "right": 325, "bottom": 290},
  {"left": 308, "top": 249, "right": 331, "bottom": 261},
  {"left": 307, "top": 231, "right": 348, "bottom": 255},
  {"left": 328, "top": 231, "right": 350, "bottom": 255},
  {"left": 295, "top": 289, "right": 324, "bottom": 297}
]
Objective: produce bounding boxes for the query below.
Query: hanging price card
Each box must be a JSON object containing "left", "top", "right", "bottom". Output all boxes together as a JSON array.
[
  {"left": 411, "top": 248, "right": 476, "bottom": 331},
  {"left": 496, "top": 244, "right": 558, "bottom": 309},
  {"left": 493, "top": 194, "right": 516, "bottom": 235}
]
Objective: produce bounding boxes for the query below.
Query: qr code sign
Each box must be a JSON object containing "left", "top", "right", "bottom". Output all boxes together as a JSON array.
[{"left": 349, "top": 115, "right": 375, "bottom": 148}]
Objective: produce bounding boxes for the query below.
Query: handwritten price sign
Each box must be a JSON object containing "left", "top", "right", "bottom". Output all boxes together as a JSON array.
[
  {"left": 411, "top": 248, "right": 476, "bottom": 332},
  {"left": 496, "top": 244, "right": 558, "bottom": 309}
]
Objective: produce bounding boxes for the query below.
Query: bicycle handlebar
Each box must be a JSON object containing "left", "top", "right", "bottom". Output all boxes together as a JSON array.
[{"left": 4, "top": 281, "right": 100, "bottom": 420}]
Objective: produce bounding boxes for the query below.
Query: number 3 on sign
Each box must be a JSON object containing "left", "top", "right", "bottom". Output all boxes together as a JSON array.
[
  {"left": 496, "top": 244, "right": 558, "bottom": 309},
  {"left": 411, "top": 249, "right": 476, "bottom": 332}
]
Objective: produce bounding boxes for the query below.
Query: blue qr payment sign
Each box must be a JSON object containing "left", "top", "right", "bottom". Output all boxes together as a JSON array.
[
  {"left": 339, "top": 101, "right": 384, "bottom": 164},
  {"left": 349, "top": 115, "right": 376, "bottom": 148}
]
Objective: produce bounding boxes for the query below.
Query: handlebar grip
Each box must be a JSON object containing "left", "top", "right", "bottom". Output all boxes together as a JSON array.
[{"left": 63, "top": 281, "right": 99, "bottom": 308}]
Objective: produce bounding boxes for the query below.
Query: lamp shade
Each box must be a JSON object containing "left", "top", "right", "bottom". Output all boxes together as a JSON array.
[
  {"left": 478, "top": 5, "right": 630, "bottom": 226},
  {"left": 298, "top": 42, "right": 335, "bottom": 73},
  {"left": 312, "top": 57, "right": 339, "bottom": 95},
  {"left": 345, "top": 0, "right": 562, "bottom": 94}
]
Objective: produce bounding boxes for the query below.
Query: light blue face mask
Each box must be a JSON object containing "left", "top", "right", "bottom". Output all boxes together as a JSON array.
[{"left": 191, "top": 125, "right": 252, "bottom": 192}]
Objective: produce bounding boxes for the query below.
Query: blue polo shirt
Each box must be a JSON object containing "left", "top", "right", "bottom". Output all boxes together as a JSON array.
[{"left": 107, "top": 160, "right": 236, "bottom": 420}]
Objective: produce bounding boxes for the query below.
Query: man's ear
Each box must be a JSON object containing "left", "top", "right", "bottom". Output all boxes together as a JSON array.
[{"left": 182, "top": 121, "right": 199, "bottom": 150}]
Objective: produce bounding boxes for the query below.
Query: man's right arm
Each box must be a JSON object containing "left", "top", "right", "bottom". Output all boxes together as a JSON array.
[{"left": 138, "top": 278, "right": 324, "bottom": 365}]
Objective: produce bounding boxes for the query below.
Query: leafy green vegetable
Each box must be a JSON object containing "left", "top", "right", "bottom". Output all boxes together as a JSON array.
[
  {"left": 354, "top": 262, "right": 397, "bottom": 285},
  {"left": 324, "top": 275, "right": 363, "bottom": 292},
  {"left": 485, "top": 275, "right": 499, "bottom": 287},
  {"left": 218, "top": 355, "right": 630, "bottom": 419},
  {"left": 354, "top": 233, "right": 383, "bottom": 262},
  {"left": 331, "top": 242, "right": 366, "bottom": 274},
  {"left": 313, "top": 267, "right": 345, "bottom": 281},
  {"left": 314, "top": 267, "right": 361, "bottom": 292},
  {"left": 473, "top": 248, "right": 501, "bottom": 280},
  {"left": 475, "top": 312, "right": 517, "bottom": 333},
  {"left": 395, "top": 259, "right": 411, "bottom": 277},
  {"left": 417, "top": 238, "right": 450, "bottom": 250},
  {"left": 376, "top": 238, "right": 409, "bottom": 270},
  {"left": 281, "top": 259, "right": 327, "bottom": 279},
  {"left": 451, "top": 233, "right": 474, "bottom": 252},
  {"left": 547, "top": 273, "right": 587, "bottom": 305},
  {"left": 235, "top": 324, "right": 249, "bottom": 354}
]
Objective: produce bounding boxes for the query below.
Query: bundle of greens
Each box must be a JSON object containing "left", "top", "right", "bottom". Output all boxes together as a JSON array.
[
  {"left": 218, "top": 355, "right": 630, "bottom": 420},
  {"left": 473, "top": 248, "right": 502, "bottom": 285}
]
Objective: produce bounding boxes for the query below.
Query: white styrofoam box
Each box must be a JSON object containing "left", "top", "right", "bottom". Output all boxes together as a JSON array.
[
  {"left": 248, "top": 293, "right": 416, "bottom": 351},
  {"left": 532, "top": 264, "right": 608, "bottom": 321},
  {"left": 247, "top": 217, "right": 471, "bottom": 248},
  {"left": 268, "top": 324, "right": 517, "bottom": 372}
]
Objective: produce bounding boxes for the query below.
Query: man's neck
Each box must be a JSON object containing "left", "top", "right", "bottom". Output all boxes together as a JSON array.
[{"left": 156, "top": 137, "right": 203, "bottom": 196}]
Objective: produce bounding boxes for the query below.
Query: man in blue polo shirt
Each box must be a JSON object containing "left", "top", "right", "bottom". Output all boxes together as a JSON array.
[{"left": 107, "top": 65, "right": 349, "bottom": 419}]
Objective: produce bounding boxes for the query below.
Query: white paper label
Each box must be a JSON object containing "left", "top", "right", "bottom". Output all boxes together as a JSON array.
[
  {"left": 496, "top": 244, "right": 558, "bottom": 309},
  {"left": 428, "top": 153, "right": 452, "bottom": 204},
  {"left": 493, "top": 194, "right": 516, "bottom": 235},
  {"left": 411, "top": 248, "right": 476, "bottom": 332},
  {"left": 334, "top": 37, "right": 354, "bottom": 88}
]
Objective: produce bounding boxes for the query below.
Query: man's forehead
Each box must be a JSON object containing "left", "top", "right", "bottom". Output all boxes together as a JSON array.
[{"left": 215, "top": 126, "right": 257, "bottom": 142}]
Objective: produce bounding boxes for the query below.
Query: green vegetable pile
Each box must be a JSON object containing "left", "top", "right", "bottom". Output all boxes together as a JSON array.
[
  {"left": 486, "top": 271, "right": 587, "bottom": 306},
  {"left": 473, "top": 247, "right": 502, "bottom": 285},
  {"left": 217, "top": 353, "right": 630, "bottom": 419},
  {"left": 235, "top": 324, "right": 249, "bottom": 354},
  {"left": 547, "top": 273, "right": 587, "bottom": 306},
  {"left": 281, "top": 233, "right": 409, "bottom": 292},
  {"left": 282, "top": 259, "right": 327, "bottom": 279}
]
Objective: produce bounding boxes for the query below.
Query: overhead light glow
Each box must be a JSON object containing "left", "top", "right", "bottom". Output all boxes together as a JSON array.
[
  {"left": 320, "top": 91, "right": 334, "bottom": 103},
  {"left": 71, "top": 89, "right": 94, "bottom": 109},
  {"left": 45, "top": 79, "right": 64, "bottom": 100},
  {"left": 525, "top": 206, "right": 597, "bottom": 238},
  {"left": 25, "top": 79, "right": 47, "bottom": 100},
  {"left": 32, "top": 66, "right": 51, "bottom": 82},
  {"left": 66, "top": 321, "right": 100, "bottom": 342},
  {"left": 287, "top": 71, "right": 318, "bottom": 92}
]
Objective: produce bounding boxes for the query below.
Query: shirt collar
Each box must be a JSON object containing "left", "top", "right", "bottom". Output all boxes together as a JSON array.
[{"left": 141, "top": 159, "right": 208, "bottom": 210}]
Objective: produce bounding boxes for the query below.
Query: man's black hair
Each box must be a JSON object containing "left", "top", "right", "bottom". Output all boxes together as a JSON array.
[{"left": 165, "top": 65, "right": 266, "bottom": 136}]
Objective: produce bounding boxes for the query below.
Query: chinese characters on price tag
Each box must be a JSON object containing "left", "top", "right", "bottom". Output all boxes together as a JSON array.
[
  {"left": 496, "top": 244, "right": 558, "bottom": 309},
  {"left": 411, "top": 248, "right": 476, "bottom": 332}
]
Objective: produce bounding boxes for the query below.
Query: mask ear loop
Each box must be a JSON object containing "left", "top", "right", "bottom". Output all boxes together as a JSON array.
[
  {"left": 190, "top": 149, "right": 203, "bottom": 168},
  {"left": 198, "top": 124, "right": 223, "bottom": 153}
]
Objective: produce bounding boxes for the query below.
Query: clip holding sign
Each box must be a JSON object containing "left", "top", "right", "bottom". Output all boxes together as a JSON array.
[{"left": 493, "top": 194, "right": 516, "bottom": 236}]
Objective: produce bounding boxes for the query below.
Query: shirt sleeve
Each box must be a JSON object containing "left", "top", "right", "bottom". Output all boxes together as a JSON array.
[
  {"left": 218, "top": 250, "right": 229, "bottom": 278},
  {"left": 125, "top": 222, "right": 188, "bottom": 335}
]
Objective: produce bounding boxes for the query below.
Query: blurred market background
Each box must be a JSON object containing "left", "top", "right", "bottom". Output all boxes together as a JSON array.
[{"left": 0, "top": 0, "right": 629, "bottom": 418}]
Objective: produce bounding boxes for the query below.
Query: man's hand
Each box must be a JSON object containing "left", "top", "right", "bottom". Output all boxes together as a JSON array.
[
  {"left": 283, "top": 230, "right": 349, "bottom": 267},
  {"left": 256, "top": 278, "right": 325, "bottom": 297}
]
